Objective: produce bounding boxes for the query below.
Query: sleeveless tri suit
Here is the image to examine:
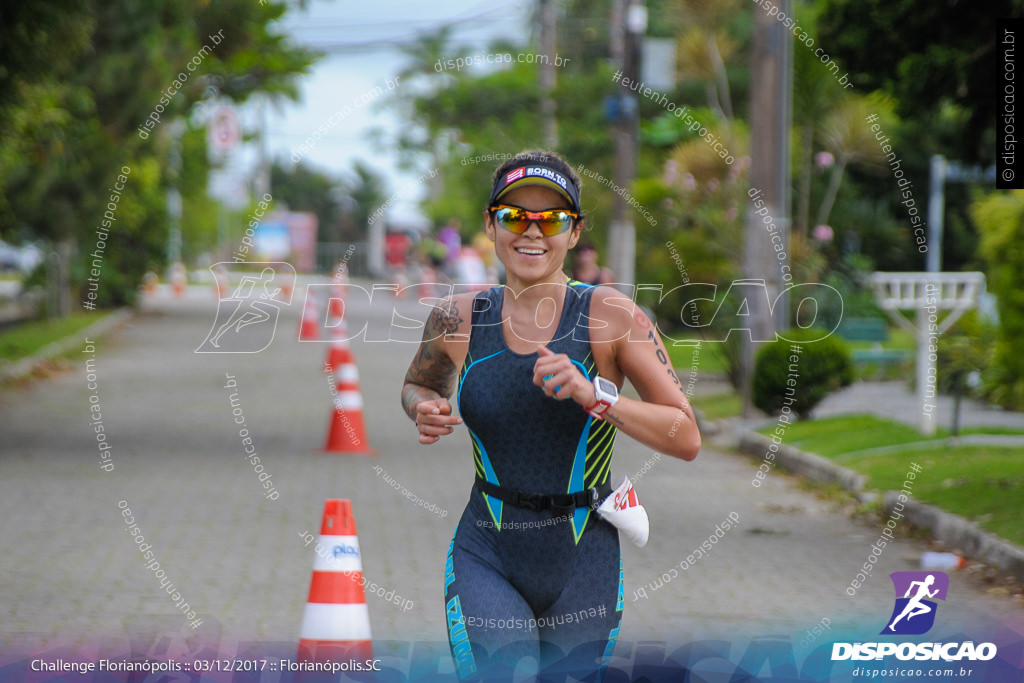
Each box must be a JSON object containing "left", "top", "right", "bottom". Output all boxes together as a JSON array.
[{"left": 443, "top": 280, "right": 624, "bottom": 679}]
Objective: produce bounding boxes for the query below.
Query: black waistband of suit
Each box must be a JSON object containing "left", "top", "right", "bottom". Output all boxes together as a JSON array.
[{"left": 474, "top": 476, "right": 612, "bottom": 516}]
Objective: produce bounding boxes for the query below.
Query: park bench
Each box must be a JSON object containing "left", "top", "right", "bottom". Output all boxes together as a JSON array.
[{"left": 837, "top": 317, "right": 912, "bottom": 376}]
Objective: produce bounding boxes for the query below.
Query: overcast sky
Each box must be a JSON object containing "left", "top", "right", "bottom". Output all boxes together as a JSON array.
[{"left": 259, "top": 0, "right": 531, "bottom": 226}]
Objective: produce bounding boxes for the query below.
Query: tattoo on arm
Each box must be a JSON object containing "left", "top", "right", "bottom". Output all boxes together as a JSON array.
[
  {"left": 401, "top": 300, "right": 462, "bottom": 420},
  {"left": 636, "top": 318, "right": 697, "bottom": 426},
  {"left": 432, "top": 299, "right": 464, "bottom": 335},
  {"left": 604, "top": 410, "right": 625, "bottom": 428}
]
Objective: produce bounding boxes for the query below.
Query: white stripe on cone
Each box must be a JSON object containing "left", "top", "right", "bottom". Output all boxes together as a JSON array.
[
  {"left": 303, "top": 297, "right": 318, "bottom": 319},
  {"left": 332, "top": 391, "right": 363, "bottom": 409},
  {"left": 300, "top": 604, "right": 372, "bottom": 641},
  {"left": 334, "top": 364, "right": 359, "bottom": 384},
  {"left": 312, "top": 535, "right": 363, "bottom": 572}
]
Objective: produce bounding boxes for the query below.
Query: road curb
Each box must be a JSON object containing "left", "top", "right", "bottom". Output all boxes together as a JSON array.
[
  {"left": 882, "top": 493, "right": 1024, "bottom": 583},
  {"left": 734, "top": 426, "right": 1024, "bottom": 583},
  {"left": 735, "top": 428, "right": 867, "bottom": 492},
  {"left": 0, "top": 308, "right": 133, "bottom": 382}
]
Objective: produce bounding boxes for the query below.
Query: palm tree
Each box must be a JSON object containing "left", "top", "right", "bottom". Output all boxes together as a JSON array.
[
  {"left": 667, "top": 0, "right": 745, "bottom": 120},
  {"left": 815, "top": 94, "right": 888, "bottom": 228},
  {"left": 792, "top": 42, "right": 843, "bottom": 238},
  {"left": 396, "top": 25, "right": 456, "bottom": 85}
]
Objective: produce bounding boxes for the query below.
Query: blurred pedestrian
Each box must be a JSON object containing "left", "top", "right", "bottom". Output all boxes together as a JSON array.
[
  {"left": 438, "top": 219, "right": 462, "bottom": 277},
  {"left": 569, "top": 242, "right": 614, "bottom": 285}
]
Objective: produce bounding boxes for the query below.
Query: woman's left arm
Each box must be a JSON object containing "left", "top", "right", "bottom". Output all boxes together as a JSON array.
[
  {"left": 531, "top": 289, "right": 701, "bottom": 461},
  {"left": 598, "top": 302, "right": 701, "bottom": 460}
]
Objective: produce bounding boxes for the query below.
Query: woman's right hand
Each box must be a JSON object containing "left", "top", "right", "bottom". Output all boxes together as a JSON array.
[{"left": 414, "top": 398, "right": 463, "bottom": 445}]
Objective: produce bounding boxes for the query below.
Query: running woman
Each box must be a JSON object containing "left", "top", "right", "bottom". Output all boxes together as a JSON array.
[{"left": 401, "top": 151, "right": 701, "bottom": 680}]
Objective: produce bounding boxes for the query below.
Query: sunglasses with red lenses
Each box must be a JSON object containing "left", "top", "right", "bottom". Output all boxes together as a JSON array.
[{"left": 488, "top": 204, "right": 579, "bottom": 236}]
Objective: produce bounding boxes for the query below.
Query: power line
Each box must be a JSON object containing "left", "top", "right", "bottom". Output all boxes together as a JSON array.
[{"left": 281, "top": 1, "right": 526, "bottom": 52}]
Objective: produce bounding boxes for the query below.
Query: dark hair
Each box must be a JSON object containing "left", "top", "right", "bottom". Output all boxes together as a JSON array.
[{"left": 489, "top": 149, "right": 583, "bottom": 211}]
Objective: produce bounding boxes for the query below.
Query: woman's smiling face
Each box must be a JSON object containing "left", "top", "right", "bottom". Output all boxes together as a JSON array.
[{"left": 486, "top": 185, "right": 582, "bottom": 284}]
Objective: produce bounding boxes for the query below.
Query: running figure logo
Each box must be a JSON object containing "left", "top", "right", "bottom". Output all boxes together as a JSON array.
[
  {"left": 881, "top": 571, "right": 949, "bottom": 635},
  {"left": 196, "top": 262, "right": 294, "bottom": 353}
]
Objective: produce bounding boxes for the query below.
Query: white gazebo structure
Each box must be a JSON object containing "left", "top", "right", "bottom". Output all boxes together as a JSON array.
[{"left": 869, "top": 272, "right": 986, "bottom": 435}]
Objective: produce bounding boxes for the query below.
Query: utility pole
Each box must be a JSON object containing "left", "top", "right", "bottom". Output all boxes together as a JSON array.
[
  {"left": 742, "top": 0, "right": 792, "bottom": 415},
  {"left": 926, "top": 154, "right": 945, "bottom": 273},
  {"left": 539, "top": 0, "right": 558, "bottom": 149},
  {"left": 167, "top": 118, "right": 186, "bottom": 267},
  {"left": 608, "top": 0, "right": 644, "bottom": 292}
]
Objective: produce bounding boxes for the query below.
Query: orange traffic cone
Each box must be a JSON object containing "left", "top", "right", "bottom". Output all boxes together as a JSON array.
[
  {"left": 297, "top": 499, "right": 373, "bottom": 663},
  {"left": 298, "top": 287, "right": 320, "bottom": 341},
  {"left": 331, "top": 263, "right": 350, "bottom": 300},
  {"left": 324, "top": 293, "right": 350, "bottom": 374},
  {"left": 170, "top": 262, "right": 187, "bottom": 298},
  {"left": 324, "top": 343, "right": 373, "bottom": 455},
  {"left": 280, "top": 270, "right": 295, "bottom": 300}
]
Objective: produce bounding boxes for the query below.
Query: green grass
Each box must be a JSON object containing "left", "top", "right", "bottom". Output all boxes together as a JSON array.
[
  {"left": 841, "top": 446, "right": 1024, "bottom": 547},
  {"left": 757, "top": 413, "right": 1024, "bottom": 546},
  {"left": 959, "top": 426, "right": 1024, "bottom": 436},
  {"left": 758, "top": 413, "right": 1024, "bottom": 457},
  {"left": 761, "top": 413, "right": 927, "bottom": 457},
  {"left": 665, "top": 337, "right": 728, "bottom": 376},
  {"left": 696, "top": 392, "right": 743, "bottom": 420},
  {"left": 0, "top": 312, "right": 102, "bottom": 362}
]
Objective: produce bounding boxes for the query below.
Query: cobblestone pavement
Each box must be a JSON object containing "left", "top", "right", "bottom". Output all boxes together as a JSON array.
[{"left": 1, "top": 283, "right": 1021, "bottom": 676}]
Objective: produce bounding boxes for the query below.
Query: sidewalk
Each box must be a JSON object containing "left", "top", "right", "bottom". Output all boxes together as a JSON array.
[{"left": 815, "top": 380, "right": 1024, "bottom": 432}]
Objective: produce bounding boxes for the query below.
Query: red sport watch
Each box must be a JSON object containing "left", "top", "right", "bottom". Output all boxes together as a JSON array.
[{"left": 585, "top": 376, "right": 619, "bottom": 420}]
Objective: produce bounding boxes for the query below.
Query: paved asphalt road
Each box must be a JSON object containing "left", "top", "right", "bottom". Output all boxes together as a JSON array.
[{"left": 1, "top": 281, "right": 1022, "bottom": 679}]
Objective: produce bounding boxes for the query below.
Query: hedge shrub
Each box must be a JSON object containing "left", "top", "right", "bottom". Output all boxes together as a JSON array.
[{"left": 752, "top": 326, "right": 854, "bottom": 419}]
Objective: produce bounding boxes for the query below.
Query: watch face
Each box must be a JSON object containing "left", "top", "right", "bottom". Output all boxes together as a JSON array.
[{"left": 595, "top": 377, "right": 617, "bottom": 397}]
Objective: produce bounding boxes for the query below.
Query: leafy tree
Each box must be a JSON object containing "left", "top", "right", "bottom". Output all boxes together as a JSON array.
[
  {"left": 339, "top": 161, "right": 389, "bottom": 242},
  {"left": 791, "top": 30, "right": 844, "bottom": 238},
  {"left": 0, "top": 0, "right": 317, "bottom": 308},
  {"left": 819, "top": 0, "right": 1024, "bottom": 164},
  {"left": 970, "top": 190, "right": 1024, "bottom": 409},
  {"left": 270, "top": 161, "right": 343, "bottom": 242},
  {"left": 814, "top": 94, "right": 888, "bottom": 227}
]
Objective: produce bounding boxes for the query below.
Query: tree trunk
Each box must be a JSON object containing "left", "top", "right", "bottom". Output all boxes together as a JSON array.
[
  {"left": 708, "top": 33, "right": 733, "bottom": 120},
  {"left": 815, "top": 154, "right": 847, "bottom": 228},
  {"left": 796, "top": 124, "right": 813, "bottom": 239}
]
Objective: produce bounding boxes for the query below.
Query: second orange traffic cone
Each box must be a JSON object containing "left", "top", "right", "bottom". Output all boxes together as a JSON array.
[
  {"left": 298, "top": 287, "right": 320, "bottom": 341},
  {"left": 297, "top": 499, "right": 373, "bottom": 663},
  {"left": 324, "top": 347, "right": 372, "bottom": 454},
  {"left": 322, "top": 284, "right": 371, "bottom": 454},
  {"left": 324, "top": 291, "right": 351, "bottom": 375}
]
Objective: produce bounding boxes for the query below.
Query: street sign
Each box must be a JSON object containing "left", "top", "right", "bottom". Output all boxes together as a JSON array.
[{"left": 208, "top": 106, "right": 241, "bottom": 153}]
